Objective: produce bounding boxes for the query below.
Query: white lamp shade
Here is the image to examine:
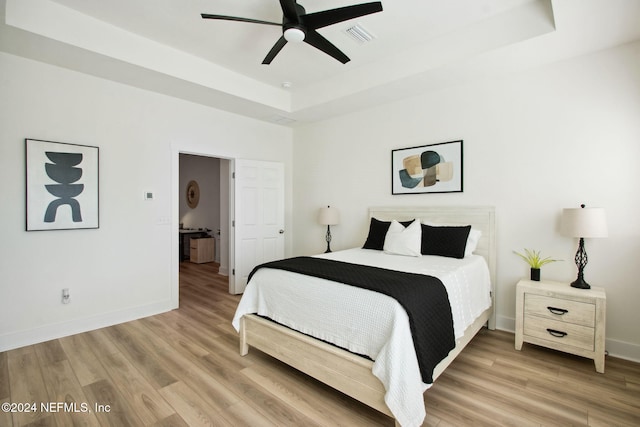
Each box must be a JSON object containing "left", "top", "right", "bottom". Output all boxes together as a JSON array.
[
  {"left": 318, "top": 206, "right": 340, "bottom": 225},
  {"left": 561, "top": 207, "right": 608, "bottom": 238}
]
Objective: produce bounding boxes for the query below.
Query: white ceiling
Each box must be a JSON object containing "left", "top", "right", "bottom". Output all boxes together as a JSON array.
[{"left": 1, "top": 0, "right": 639, "bottom": 125}]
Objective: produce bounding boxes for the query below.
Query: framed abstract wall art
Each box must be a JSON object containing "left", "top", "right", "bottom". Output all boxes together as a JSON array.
[
  {"left": 26, "top": 139, "right": 99, "bottom": 231},
  {"left": 391, "top": 140, "right": 463, "bottom": 194}
]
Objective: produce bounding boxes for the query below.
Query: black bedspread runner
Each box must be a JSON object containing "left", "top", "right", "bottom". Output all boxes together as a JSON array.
[{"left": 248, "top": 256, "right": 455, "bottom": 384}]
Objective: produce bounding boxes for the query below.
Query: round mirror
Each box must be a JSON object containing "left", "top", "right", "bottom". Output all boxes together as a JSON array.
[{"left": 186, "top": 180, "right": 200, "bottom": 208}]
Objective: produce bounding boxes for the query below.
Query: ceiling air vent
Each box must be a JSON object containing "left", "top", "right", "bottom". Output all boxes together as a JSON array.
[
  {"left": 344, "top": 24, "right": 375, "bottom": 43},
  {"left": 269, "top": 115, "right": 296, "bottom": 125}
]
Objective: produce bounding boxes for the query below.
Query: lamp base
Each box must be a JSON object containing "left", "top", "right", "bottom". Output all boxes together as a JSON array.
[
  {"left": 325, "top": 225, "right": 332, "bottom": 253},
  {"left": 571, "top": 237, "right": 590, "bottom": 289},
  {"left": 570, "top": 277, "right": 590, "bottom": 289}
]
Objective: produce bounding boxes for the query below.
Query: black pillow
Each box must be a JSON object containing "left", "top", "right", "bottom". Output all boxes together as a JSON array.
[
  {"left": 362, "top": 218, "right": 414, "bottom": 250},
  {"left": 420, "top": 224, "right": 471, "bottom": 259}
]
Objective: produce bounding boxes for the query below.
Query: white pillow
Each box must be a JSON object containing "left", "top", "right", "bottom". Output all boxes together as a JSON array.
[
  {"left": 465, "top": 228, "right": 482, "bottom": 257},
  {"left": 383, "top": 219, "right": 422, "bottom": 257}
]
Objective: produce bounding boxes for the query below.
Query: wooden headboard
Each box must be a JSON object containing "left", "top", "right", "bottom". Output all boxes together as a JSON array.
[{"left": 369, "top": 206, "right": 496, "bottom": 329}]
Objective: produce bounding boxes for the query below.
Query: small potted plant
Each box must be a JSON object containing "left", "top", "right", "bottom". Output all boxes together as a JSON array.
[{"left": 514, "top": 248, "right": 561, "bottom": 281}]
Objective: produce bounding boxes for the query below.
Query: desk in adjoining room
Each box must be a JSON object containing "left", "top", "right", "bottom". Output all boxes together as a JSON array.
[{"left": 179, "top": 229, "right": 207, "bottom": 261}]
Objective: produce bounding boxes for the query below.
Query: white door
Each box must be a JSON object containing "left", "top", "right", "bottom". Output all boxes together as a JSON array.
[{"left": 232, "top": 159, "right": 285, "bottom": 294}]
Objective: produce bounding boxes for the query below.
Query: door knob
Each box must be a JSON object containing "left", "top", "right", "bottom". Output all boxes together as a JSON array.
[{"left": 279, "top": 229, "right": 285, "bottom": 234}]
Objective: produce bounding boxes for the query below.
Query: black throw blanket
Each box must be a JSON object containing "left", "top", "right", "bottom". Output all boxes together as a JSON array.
[{"left": 248, "top": 256, "right": 455, "bottom": 384}]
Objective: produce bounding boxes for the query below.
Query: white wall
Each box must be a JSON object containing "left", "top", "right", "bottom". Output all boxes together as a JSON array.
[
  {"left": 0, "top": 52, "right": 293, "bottom": 351},
  {"left": 292, "top": 41, "right": 640, "bottom": 361}
]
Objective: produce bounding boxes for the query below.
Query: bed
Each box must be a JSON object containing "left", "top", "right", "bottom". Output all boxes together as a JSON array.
[{"left": 232, "top": 206, "right": 496, "bottom": 427}]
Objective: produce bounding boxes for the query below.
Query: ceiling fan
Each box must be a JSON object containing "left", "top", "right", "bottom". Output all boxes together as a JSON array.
[{"left": 201, "top": 0, "right": 383, "bottom": 64}]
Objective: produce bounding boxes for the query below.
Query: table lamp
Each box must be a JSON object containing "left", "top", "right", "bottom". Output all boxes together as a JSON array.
[
  {"left": 318, "top": 206, "right": 340, "bottom": 253},
  {"left": 561, "top": 204, "right": 608, "bottom": 289}
]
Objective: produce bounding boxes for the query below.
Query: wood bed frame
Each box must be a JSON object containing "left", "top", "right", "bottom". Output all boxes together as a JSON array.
[{"left": 239, "top": 206, "right": 496, "bottom": 424}]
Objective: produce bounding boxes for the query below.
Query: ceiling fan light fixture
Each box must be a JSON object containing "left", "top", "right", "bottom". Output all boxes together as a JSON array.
[
  {"left": 284, "top": 27, "right": 305, "bottom": 43},
  {"left": 201, "top": 1, "right": 383, "bottom": 63}
]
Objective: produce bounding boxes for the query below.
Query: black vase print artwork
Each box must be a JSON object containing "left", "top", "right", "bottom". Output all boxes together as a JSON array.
[
  {"left": 398, "top": 150, "right": 454, "bottom": 189},
  {"left": 392, "top": 140, "right": 462, "bottom": 194},
  {"left": 26, "top": 139, "right": 99, "bottom": 231},
  {"left": 44, "top": 151, "right": 84, "bottom": 223}
]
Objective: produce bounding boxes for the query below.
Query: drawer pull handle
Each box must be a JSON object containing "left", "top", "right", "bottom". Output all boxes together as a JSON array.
[
  {"left": 546, "top": 328, "right": 568, "bottom": 338},
  {"left": 547, "top": 306, "right": 568, "bottom": 315}
]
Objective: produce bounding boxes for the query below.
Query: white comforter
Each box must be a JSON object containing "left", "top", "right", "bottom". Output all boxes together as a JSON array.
[{"left": 232, "top": 248, "right": 491, "bottom": 427}]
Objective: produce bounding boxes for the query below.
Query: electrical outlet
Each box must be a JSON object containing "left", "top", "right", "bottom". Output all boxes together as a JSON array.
[{"left": 62, "top": 288, "right": 70, "bottom": 304}]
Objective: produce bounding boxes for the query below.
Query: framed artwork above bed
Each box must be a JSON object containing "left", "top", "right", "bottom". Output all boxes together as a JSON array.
[{"left": 392, "top": 140, "right": 463, "bottom": 194}]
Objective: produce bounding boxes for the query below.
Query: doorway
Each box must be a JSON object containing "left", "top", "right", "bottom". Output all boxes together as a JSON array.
[
  {"left": 171, "top": 149, "right": 285, "bottom": 308},
  {"left": 178, "top": 153, "right": 232, "bottom": 289}
]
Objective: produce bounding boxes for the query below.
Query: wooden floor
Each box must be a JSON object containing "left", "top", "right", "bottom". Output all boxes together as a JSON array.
[{"left": 2, "top": 262, "right": 639, "bottom": 427}]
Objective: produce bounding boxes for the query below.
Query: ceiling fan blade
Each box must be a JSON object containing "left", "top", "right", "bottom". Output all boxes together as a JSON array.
[
  {"left": 302, "top": 2, "right": 382, "bottom": 30},
  {"left": 201, "top": 13, "right": 281, "bottom": 27},
  {"left": 304, "top": 30, "right": 350, "bottom": 64},
  {"left": 262, "top": 36, "right": 288, "bottom": 64},
  {"left": 279, "top": 0, "right": 301, "bottom": 23}
]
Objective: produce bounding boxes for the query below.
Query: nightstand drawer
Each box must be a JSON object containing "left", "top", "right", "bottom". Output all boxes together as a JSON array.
[
  {"left": 523, "top": 316, "right": 595, "bottom": 351},
  {"left": 524, "top": 294, "right": 595, "bottom": 327}
]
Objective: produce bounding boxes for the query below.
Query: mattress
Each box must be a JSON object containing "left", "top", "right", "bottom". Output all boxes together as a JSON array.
[{"left": 232, "top": 248, "right": 492, "bottom": 427}]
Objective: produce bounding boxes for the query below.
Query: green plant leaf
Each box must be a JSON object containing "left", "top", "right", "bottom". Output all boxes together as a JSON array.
[{"left": 513, "top": 249, "right": 562, "bottom": 268}]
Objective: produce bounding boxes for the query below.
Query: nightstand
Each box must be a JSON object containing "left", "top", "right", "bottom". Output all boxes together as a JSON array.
[{"left": 515, "top": 279, "right": 606, "bottom": 373}]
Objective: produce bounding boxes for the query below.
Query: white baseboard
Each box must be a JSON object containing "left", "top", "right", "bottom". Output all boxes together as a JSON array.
[
  {"left": 496, "top": 315, "right": 515, "bottom": 333},
  {"left": 495, "top": 315, "right": 640, "bottom": 364},
  {"left": 0, "top": 300, "right": 175, "bottom": 352},
  {"left": 605, "top": 338, "right": 640, "bottom": 363}
]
